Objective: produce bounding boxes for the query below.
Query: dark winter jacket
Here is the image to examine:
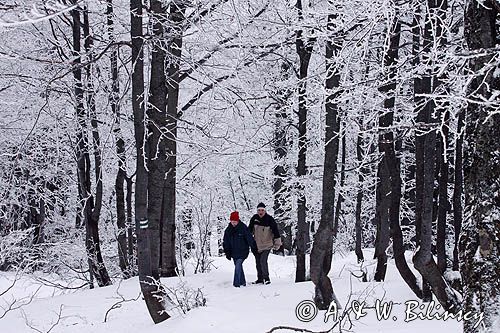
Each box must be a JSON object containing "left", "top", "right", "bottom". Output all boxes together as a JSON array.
[
  {"left": 223, "top": 220, "right": 257, "bottom": 260},
  {"left": 249, "top": 213, "right": 282, "bottom": 252}
]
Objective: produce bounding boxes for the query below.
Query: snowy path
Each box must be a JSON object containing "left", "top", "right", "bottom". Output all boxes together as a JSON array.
[{"left": 0, "top": 250, "right": 462, "bottom": 332}]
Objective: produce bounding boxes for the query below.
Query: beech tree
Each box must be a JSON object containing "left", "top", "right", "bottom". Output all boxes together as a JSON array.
[
  {"left": 460, "top": 1, "right": 500, "bottom": 332},
  {"left": 70, "top": 3, "right": 111, "bottom": 288}
]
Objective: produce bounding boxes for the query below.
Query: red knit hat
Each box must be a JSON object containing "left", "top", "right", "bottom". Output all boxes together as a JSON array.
[{"left": 230, "top": 211, "right": 239, "bottom": 221}]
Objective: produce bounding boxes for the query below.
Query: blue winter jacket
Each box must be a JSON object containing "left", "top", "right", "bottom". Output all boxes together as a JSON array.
[{"left": 223, "top": 220, "right": 257, "bottom": 260}]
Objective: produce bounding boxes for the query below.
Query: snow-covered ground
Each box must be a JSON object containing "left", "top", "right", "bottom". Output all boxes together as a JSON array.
[{"left": 0, "top": 250, "right": 464, "bottom": 333}]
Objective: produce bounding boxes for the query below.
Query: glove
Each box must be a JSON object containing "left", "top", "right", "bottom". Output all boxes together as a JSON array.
[
  {"left": 273, "top": 237, "right": 282, "bottom": 251},
  {"left": 225, "top": 253, "right": 231, "bottom": 261}
]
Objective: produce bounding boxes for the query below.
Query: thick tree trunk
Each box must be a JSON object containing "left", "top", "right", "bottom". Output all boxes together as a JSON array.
[
  {"left": 460, "top": 2, "right": 500, "bottom": 332},
  {"left": 130, "top": 0, "right": 169, "bottom": 323},
  {"left": 147, "top": 0, "right": 169, "bottom": 279},
  {"left": 294, "top": 0, "right": 315, "bottom": 283},
  {"left": 310, "top": 7, "right": 341, "bottom": 308}
]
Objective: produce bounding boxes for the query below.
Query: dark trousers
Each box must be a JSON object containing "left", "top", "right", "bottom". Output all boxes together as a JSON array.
[
  {"left": 233, "top": 258, "right": 246, "bottom": 287},
  {"left": 254, "top": 249, "right": 270, "bottom": 281}
]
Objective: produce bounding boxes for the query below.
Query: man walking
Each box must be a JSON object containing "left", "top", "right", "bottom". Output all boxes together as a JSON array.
[
  {"left": 249, "top": 203, "right": 282, "bottom": 284},
  {"left": 223, "top": 211, "right": 257, "bottom": 287}
]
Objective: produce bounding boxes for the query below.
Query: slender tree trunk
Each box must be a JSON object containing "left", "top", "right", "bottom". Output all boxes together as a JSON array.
[
  {"left": 374, "top": 7, "right": 423, "bottom": 299},
  {"left": 333, "top": 128, "right": 345, "bottom": 238},
  {"left": 310, "top": 5, "right": 341, "bottom": 309},
  {"left": 452, "top": 109, "right": 464, "bottom": 271},
  {"left": 126, "top": 175, "right": 135, "bottom": 272},
  {"left": 460, "top": 2, "right": 500, "bottom": 332},
  {"left": 295, "top": 0, "right": 315, "bottom": 283},
  {"left": 273, "top": 62, "right": 293, "bottom": 255},
  {"left": 106, "top": 0, "right": 130, "bottom": 279},
  {"left": 355, "top": 130, "right": 364, "bottom": 263},
  {"left": 436, "top": 110, "right": 449, "bottom": 275},
  {"left": 413, "top": 0, "right": 460, "bottom": 312},
  {"left": 71, "top": 4, "right": 111, "bottom": 288},
  {"left": 130, "top": 0, "right": 169, "bottom": 323},
  {"left": 83, "top": 6, "right": 111, "bottom": 288},
  {"left": 160, "top": 1, "right": 187, "bottom": 277},
  {"left": 434, "top": 0, "right": 449, "bottom": 276},
  {"left": 374, "top": 8, "right": 399, "bottom": 283},
  {"left": 412, "top": 0, "right": 432, "bottom": 302}
]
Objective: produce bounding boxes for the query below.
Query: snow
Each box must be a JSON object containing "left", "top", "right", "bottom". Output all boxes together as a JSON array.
[{"left": 0, "top": 250, "right": 463, "bottom": 332}]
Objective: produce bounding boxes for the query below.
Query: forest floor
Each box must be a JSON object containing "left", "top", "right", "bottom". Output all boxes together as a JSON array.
[{"left": 0, "top": 249, "right": 465, "bottom": 333}]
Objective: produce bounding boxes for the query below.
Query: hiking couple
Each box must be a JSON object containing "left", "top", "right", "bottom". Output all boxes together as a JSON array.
[{"left": 222, "top": 203, "right": 282, "bottom": 287}]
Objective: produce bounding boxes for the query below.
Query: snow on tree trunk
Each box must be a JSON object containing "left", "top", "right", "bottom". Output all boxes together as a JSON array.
[
  {"left": 460, "top": 1, "right": 500, "bottom": 332},
  {"left": 130, "top": 0, "right": 169, "bottom": 323},
  {"left": 294, "top": 0, "right": 315, "bottom": 283},
  {"left": 310, "top": 5, "right": 341, "bottom": 309}
]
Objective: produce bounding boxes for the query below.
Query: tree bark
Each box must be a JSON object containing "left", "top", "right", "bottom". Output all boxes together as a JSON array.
[
  {"left": 355, "top": 130, "right": 364, "bottom": 263},
  {"left": 332, "top": 129, "right": 345, "bottom": 238},
  {"left": 106, "top": 0, "right": 130, "bottom": 279},
  {"left": 130, "top": 0, "right": 169, "bottom": 323},
  {"left": 412, "top": 0, "right": 432, "bottom": 302},
  {"left": 273, "top": 62, "right": 293, "bottom": 255},
  {"left": 460, "top": 2, "right": 500, "bottom": 332},
  {"left": 413, "top": 0, "right": 460, "bottom": 312},
  {"left": 310, "top": 5, "right": 341, "bottom": 309},
  {"left": 374, "top": 7, "right": 423, "bottom": 299},
  {"left": 160, "top": 1, "right": 187, "bottom": 277},
  {"left": 374, "top": 8, "right": 399, "bottom": 283},
  {"left": 295, "top": 0, "right": 315, "bottom": 283},
  {"left": 436, "top": 110, "right": 449, "bottom": 275},
  {"left": 452, "top": 109, "right": 464, "bottom": 271},
  {"left": 147, "top": 0, "right": 169, "bottom": 280},
  {"left": 71, "top": 4, "right": 111, "bottom": 288}
]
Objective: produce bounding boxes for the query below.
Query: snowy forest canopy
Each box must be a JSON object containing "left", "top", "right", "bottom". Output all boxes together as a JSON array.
[{"left": 0, "top": 0, "right": 498, "bottom": 332}]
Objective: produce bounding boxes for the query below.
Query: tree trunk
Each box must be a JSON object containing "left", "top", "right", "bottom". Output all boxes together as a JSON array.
[
  {"left": 355, "top": 130, "right": 364, "bottom": 263},
  {"left": 436, "top": 110, "right": 449, "bottom": 275},
  {"left": 374, "top": 8, "right": 399, "bottom": 283},
  {"left": 295, "top": 0, "right": 315, "bottom": 283},
  {"left": 460, "top": 2, "right": 500, "bottom": 332},
  {"left": 310, "top": 5, "right": 341, "bottom": 308},
  {"left": 412, "top": 0, "right": 432, "bottom": 302},
  {"left": 452, "top": 109, "right": 464, "bottom": 271},
  {"left": 84, "top": 6, "right": 112, "bottom": 288},
  {"left": 374, "top": 7, "right": 423, "bottom": 299},
  {"left": 160, "top": 1, "right": 187, "bottom": 277},
  {"left": 126, "top": 175, "right": 135, "bottom": 272},
  {"left": 413, "top": 0, "right": 460, "bottom": 313},
  {"left": 130, "top": 0, "right": 169, "bottom": 323},
  {"left": 332, "top": 128, "right": 345, "bottom": 238},
  {"left": 273, "top": 62, "right": 293, "bottom": 255},
  {"left": 106, "top": 0, "right": 130, "bottom": 279},
  {"left": 71, "top": 5, "right": 111, "bottom": 288},
  {"left": 147, "top": 0, "right": 169, "bottom": 280}
]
